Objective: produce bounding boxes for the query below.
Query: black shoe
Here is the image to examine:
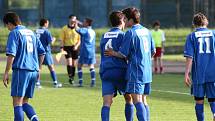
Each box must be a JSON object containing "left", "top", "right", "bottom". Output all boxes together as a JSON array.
[{"left": 69, "top": 78, "right": 74, "bottom": 85}]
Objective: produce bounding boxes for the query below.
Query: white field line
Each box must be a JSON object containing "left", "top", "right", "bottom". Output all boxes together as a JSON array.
[{"left": 152, "top": 89, "right": 190, "bottom": 96}]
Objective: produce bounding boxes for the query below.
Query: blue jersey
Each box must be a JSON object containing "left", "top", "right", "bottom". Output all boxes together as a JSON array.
[
  {"left": 99, "top": 27, "right": 127, "bottom": 74},
  {"left": 6, "top": 25, "right": 46, "bottom": 71},
  {"left": 184, "top": 28, "right": 215, "bottom": 84},
  {"left": 119, "top": 24, "right": 155, "bottom": 84},
  {"left": 76, "top": 27, "right": 96, "bottom": 58},
  {"left": 35, "top": 27, "right": 53, "bottom": 52}
]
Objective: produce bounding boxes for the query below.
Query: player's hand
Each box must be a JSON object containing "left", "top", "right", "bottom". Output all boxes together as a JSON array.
[
  {"left": 3, "top": 72, "right": 9, "bottom": 88},
  {"left": 73, "top": 46, "right": 79, "bottom": 51},
  {"left": 184, "top": 74, "right": 192, "bottom": 87},
  {"left": 104, "top": 48, "right": 114, "bottom": 56}
]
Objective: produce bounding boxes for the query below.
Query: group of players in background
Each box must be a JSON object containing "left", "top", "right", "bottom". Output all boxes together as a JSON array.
[{"left": 2, "top": 5, "right": 215, "bottom": 121}]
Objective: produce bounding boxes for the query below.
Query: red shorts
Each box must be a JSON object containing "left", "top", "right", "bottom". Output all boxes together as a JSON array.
[{"left": 154, "top": 47, "right": 162, "bottom": 58}]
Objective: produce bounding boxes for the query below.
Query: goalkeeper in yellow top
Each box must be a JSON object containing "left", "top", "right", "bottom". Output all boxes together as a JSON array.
[{"left": 151, "top": 20, "right": 165, "bottom": 74}]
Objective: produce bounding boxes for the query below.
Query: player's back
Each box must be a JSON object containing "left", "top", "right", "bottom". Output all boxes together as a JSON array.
[
  {"left": 119, "top": 24, "right": 155, "bottom": 83},
  {"left": 185, "top": 28, "right": 215, "bottom": 84},
  {"left": 35, "top": 27, "right": 52, "bottom": 52},
  {"left": 6, "top": 25, "right": 45, "bottom": 71},
  {"left": 100, "top": 27, "right": 127, "bottom": 74},
  {"left": 77, "top": 27, "right": 96, "bottom": 57}
]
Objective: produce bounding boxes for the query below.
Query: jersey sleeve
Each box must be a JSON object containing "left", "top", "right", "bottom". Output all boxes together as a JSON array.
[
  {"left": 149, "top": 32, "right": 156, "bottom": 54},
  {"left": 46, "top": 30, "right": 53, "bottom": 44},
  {"left": 119, "top": 31, "right": 132, "bottom": 57},
  {"left": 162, "top": 31, "right": 166, "bottom": 41},
  {"left": 184, "top": 34, "right": 194, "bottom": 58},
  {"left": 36, "top": 36, "right": 46, "bottom": 55},
  {"left": 76, "top": 28, "right": 87, "bottom": 36},
  {"left": 6, "top": 32, "right": 18, "bottom": 56}
]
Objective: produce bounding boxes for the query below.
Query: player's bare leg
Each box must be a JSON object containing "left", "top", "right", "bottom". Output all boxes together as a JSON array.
[
  {"left": 13, "top": 96, "right": 24, "bottom": 121},
  {"left": 131, "top": 94, "right": 147, "bottom": 121},
  {"left": 124, "top": 94, "right": 134, "bottom": 121},
  {"left": 89, "top": 64, "right": 96, "bottom": 87},
  {"left": 48, "top": 64, "right": 62, "bottom": 88},
  {"left": 143, "top": 95, "right": 150, "bottom": 121},
  {"left": 78, "top": 63, "right": 83, "bottom": 86},
  {"left": 195, "top": 98, "right": 204, "bottom": 121},
  {"left": 158, "top": 57, "right": 163, "bottom": 74},
  {"left": 22, "top": 97, "right": 39, "bottom": 121},
  {"left": 101, "top": 95, "right": 114, "bottom": 121},
  {"left": 153, "top": 58, "right": 158, "bottom": 74}
]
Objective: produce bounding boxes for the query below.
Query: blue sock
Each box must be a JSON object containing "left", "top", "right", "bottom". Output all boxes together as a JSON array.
[
  {"left": 135, "top": 102, "right": 147, "bottom": 121},
  {"left": 50, "top": 71, "right": 58, "bottom": 84},
  {"left": 22, "top": 103, "right": 38, "bottom": 121},
  {"left": 144, "top": 105, "right": 150, "bottom": 121},
  {"left": 101, "top": 106, "right": 110, "bottom": 121},
  {"left": 195, "top": 103, "right": 204, "bottom": 121},
  {"left": 90, "top": 68, "right": 96, "bottom": 85},
  {"left": 14, "top": 106, "right": 24, "bottom": 121},
  {"left": 78, "top": 68, "right": 83, "bottom": 85},
  {"left": 210, "top": 102, "right": 215, "bottom": 118},
  {"left": 125, "top": 103, "right": 134, "bottom": 121}
]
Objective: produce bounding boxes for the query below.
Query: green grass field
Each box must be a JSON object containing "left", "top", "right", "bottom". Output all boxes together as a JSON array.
[{"left": 0, "top": 60, "right": 213, "bottom": 121}]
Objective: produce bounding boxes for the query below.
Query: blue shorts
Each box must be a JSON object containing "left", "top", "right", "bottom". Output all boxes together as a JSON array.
[
  {"left": 78, "top": 56, "right": 96, "bottom": 65},
  {"left": 191, "top": 82, "right": 215, "bottom": 98},
  {"left": 126, "top": 82, "right": 151, "bottom": 95},
  {"left": 43, "top": 52, "right": 54, "bottom": 66},
  {"left": 101, "top": 68, "right": 127, "bottom": 97},
  {"left": 11, "top": 69, "right": 38, "bottom": 98}
]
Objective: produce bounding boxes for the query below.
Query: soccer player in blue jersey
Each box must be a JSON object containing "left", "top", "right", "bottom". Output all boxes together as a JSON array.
[
  {"left": 2, "top": 12, "right": 45, "bottom": 121},
  {"left": 100, "top": 11, "right": 133, "bottom": 121},
  {"left": 184, "top": 13, "right": 215, "bottom": 121},
  {"left": 105, "top": 8, "right": 156, "bottom": 121},
  {"left": 76, "top": 18, "right": 96, "bottom": 87},
  {"left": 35, "top": 18, "right": 62, "bottom": 88}
]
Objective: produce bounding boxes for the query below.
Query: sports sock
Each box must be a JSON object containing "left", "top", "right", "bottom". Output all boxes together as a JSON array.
[
  {"left": 101, "top": 106, "right": 110, "bottom": 121},
  {"left": 154, "top": 67, "right": 158, "bottom": 73},
  {"left": 14, "top": 106, "right": 24, "bottom": 121},
  {"left": 209, "top": 102, "right": 215, "bottom": 118},
  {"left": 160, "top": 66, "right": 163, "bottom": 73},
  {"left": 195, "top": 103, "right": 204, "bottom": 121},
  {"left": 144, "top": 104, "right": 150, "bottom": 121},
  {"left": 125, "top": 103, "right": 134, "bottom": 121},
  {"left": 23, "top": 103, "right": 39, "bottom": 121},
  {"left": 78, "top": 68, "right": 83, "bottom": 84},
  {"left": 90, "top": 68, "right": 96, "bottom": 85},
  {"left": 67, "top": 65, "right": 72, "bottom": 78},
  {"left": 135, "top": 102, "right": 147, "bottom": 121},
  {"left": 71, "top": 66, "right": 76, "bottom": 77},
  {"left": 50, "top": 71, "right": 58, "bottom": 83}
]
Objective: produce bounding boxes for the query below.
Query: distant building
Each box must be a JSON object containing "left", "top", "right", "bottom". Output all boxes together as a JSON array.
[{"left": 0, "top": 0, "right": 215, "bottom": 28}]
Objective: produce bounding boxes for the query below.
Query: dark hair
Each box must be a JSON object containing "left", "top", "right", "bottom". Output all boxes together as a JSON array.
[
  {"left": 122, "top": 7, "right": 140, "bottom": 23},
  {"left": 109, "top": 11, "right": 125, "bottom": 27},
  {"left": 69, "top": 14, "right": 76, "bottom": 19},
  {"left": 85, "top": 18, "right": 93, "bottom": 26},
  {"left": 153, "top": 20, "right": 160, "bottom": 27},
  {"left": 39, "top": 18, "right": 48, "bottom": 26},
  {"left": 193, "top": 12, "right": 208, "bottom": 27},
  {"left": 3, "top": 12, "right": 21, "bottom": 26}
]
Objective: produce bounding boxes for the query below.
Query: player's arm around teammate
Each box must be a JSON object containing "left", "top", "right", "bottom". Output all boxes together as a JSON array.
[
  {"left": 184, "top": 13, "right": 215, "bottom": 121},
  {"left": 75, "top": 18, "right": 96, "bottom": 87},
  {"left": 105, "top": 8, "right": 156, "bottom": 121},
  {"left": 59, "top": 14, "right": 81, "bottom": 84},
  {"left": 100, "top": 11, "right": 134, "bottom": 121},
  {"left": 2, "top": 12, "right": 46, "bottom": 121}
]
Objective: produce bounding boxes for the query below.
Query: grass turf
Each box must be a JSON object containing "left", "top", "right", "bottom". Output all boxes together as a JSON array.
[{"left": 0, "top": 62, "right": 213, "bottom": 121}]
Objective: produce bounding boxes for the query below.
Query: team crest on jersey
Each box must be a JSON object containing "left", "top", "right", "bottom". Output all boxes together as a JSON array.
[{"left": 104, "top": 32, "right": 119, "bottom": 38}]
